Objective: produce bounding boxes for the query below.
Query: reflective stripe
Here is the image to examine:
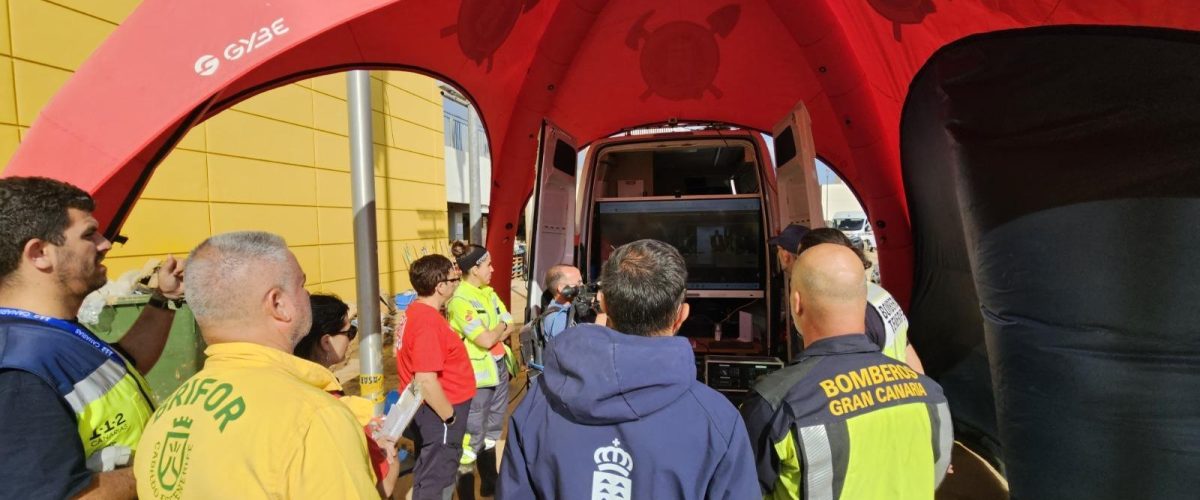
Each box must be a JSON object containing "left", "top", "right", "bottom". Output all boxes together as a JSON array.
[
  {"left": 931, "top": 402, "right": 953, "bottom": 486},
  {"left": 499, "top": 312, "right": 513, "bottom": 324},
  {"left": 63, "top": 359, "right": 126, "bottom": 414},
  {"left": 469, "top": 299, "right": 485, "bottom": 309},
  {"left": 799, "top": 424, "right": 834, "bottom": 500},
  {"left": 464, "top": 319, "right": 486, "bottom": 336},
  {"left": 867, "top": 283, "right": 908, "bottom": 362}
]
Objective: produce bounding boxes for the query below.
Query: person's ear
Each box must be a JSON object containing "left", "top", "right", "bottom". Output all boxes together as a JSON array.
[
  {"left": 791, "top": 290, "right": 803, "bottom": 320},
  {"left": 671, "top": 302, "right": 690, "bottom": 333},
  {"left": 23, "top": 239, "right": 54, "bottom": 272},
  {"left": 597, "top": 291, "right": 607, "bottom": 312},
  {"left": 267, "top": 287, "right": 292, "bottom": 323}
]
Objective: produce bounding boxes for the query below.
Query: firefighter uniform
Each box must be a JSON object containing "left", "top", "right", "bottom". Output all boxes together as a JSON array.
[{"left": 741, "top": 334, "right": 952, "bottom": 500}]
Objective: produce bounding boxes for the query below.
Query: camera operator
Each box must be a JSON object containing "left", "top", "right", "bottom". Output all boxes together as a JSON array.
[{"left": 541, "top": 264, "right": 583, "bottom": 339}]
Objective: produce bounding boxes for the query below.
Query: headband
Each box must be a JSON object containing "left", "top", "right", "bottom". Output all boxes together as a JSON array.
[{"left": 457, "top": 245, "right": 489, "bottom": 271}]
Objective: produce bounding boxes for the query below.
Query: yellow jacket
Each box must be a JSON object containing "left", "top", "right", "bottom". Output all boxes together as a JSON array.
[
  {"left": 135, "top": 342, "right": 377, "bottom": 499},
  {"left": 447, "top": 280, "right": 515, "bottom": 388}
]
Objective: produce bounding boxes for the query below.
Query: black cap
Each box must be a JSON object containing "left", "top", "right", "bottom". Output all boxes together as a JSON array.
[{"left": 768, "top": 224, "right": 811, "bottom": 254}]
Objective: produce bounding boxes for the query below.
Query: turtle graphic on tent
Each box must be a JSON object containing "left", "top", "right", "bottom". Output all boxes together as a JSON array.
[
  {"left": 625, "top": 4, "right": 740, "bottom": 101},
  {"left": 441, "top": 0, "right": 541, "bottom": 72}
]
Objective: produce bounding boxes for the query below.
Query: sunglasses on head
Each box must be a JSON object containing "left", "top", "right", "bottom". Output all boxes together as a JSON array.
[{"left": 334, "top": 324, "right": 357, "bottom": 341}]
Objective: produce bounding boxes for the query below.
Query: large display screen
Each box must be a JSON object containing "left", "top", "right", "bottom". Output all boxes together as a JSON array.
[{"left": 590, "top": 198, "right": 765, "bottom": 290}]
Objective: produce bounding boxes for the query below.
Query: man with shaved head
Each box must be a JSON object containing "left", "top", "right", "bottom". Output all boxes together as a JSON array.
[{"left": 741, "top": 244, "right": 952, "bottom": 499}]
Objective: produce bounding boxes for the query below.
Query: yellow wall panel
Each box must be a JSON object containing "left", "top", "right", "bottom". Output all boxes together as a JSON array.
[
  {"left": 141, "top": 149, "right": 207, "bottom": 201},
  {"left": 378, "top": 72, "right": 442, "bottom": 103},
  {"left": 316, "top": 169, "right": 351, "bottom": 207},
  {"left": 291, "top": 245, "right": 322, "bottom": 286},
  {"left": 317, "top": 207, "right": 353, "bottom": 244},
  {"left": 13, "top": 60, "right": 70, "bottom": 126},
  {"left": 176, "top": 123, "right": 205, "bottom": 151},
  {"left": 384, "top": 178, "right": 447, "bottom": 212},
  {"left": 209, "top": 203, "right": 319, "bottom": 247},
  {"left": 208, "top": 155, "right": 316, "bottom": 206},
  {"left": 380, "top": 146, "right": 445, "bottom": 184},
  {"left": 0, "top": 124, "right": 21, "bottom": 168},
  {"left": 320, "top": 279, "right": 357, "bottom": 300},
  {"left": 206, "top": 110, "right": 315, "bottom": 166},
  {"left": 105, "top": 199, "right": 210, "bottom": 259},
  {"left": 309, "top": 74, "right": 346, "bottom": 99},
  {"left": 380, "top": 84, "right": 442, "bottom": 127},
  {"left": 0, "top": 57, "right": 12, "bottom": 124},
  {"left": 52, "top": 0, "right": 139, "bottom": 25},
  {"left": 379, "top": 209, "right": 447, "bottom": 243},
  {"left": 10, "top": 0, "right": 113, "bottom": 70},
  {"left": 0, "top": 0, "right": 10, "bottom": 55},
  {"left": 319, "top": 243, "right": 355, "bottom": 282},
  {"left": 232, "top": 83, "right": 314, "bottom": 128},
  {"left": 315, "top": 131, "right": 350, "bottom": 171},
  {"left": 313, "top": 92, "right": 349, "bottom": 136},
  {"left": 381, "top": 116, "right": 443, "bottom": 159}
]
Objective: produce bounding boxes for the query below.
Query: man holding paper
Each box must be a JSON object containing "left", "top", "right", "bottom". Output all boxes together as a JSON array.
[{"left": 396, "top": 254, "right": 477, "bottom": 500}]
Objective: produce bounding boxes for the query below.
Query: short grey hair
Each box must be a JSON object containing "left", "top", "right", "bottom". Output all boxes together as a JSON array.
[{"left": 186, "top": 231, "right": 296, "bottom": 325}]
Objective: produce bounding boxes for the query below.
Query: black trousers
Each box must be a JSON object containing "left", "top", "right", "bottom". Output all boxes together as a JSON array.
[{"left": 409, "top": 401, "right": 470, "bottom": 500}]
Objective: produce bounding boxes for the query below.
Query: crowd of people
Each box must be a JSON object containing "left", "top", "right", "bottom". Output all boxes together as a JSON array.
[{"left": 0, "top": 176, "right": 952, "bottom": 499}]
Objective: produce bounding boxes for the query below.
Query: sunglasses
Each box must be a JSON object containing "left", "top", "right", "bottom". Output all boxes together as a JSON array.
[
  {"left": 334, "top": 324, "right": 358, "bottom": 341},
  {"left": 441, "top": 277, "right": 461, "bottom": 284}
]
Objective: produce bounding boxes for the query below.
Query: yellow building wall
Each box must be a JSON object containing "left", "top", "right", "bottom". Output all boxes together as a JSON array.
[{"left": 0, "top": 0, "right": 449, "bottom": 301}]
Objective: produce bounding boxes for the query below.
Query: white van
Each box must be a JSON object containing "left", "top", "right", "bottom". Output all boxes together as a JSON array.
[
  {"left": 525, "top": 103, "right": 823, "bottom": 392},
  {"left": 833, "top": 210, "right": 874, "bottom": 251}
]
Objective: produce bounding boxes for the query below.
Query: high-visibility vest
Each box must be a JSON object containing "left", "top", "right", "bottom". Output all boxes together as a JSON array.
[
  {"left": 447, "top": 281, "right": 515, "bottom": 388},
  {"left": 745, "top": 335, "right": 952, "bottom": 500},
  {"left": 867, "top": 283, "right": 909, "bottom": 362},
  {"left": 0, "top": 317, "right": 155, "bottom": 461}
]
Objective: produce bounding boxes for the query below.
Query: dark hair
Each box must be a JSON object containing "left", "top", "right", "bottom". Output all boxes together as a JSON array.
[
  {"left": 0, "top": 177, "right": 96, "bottom": 283},
  {"left": 599, "top": 239, "right": 687, "bottom": 336},
  {"left": 410, "top": 254, "right": 454, "bottom": 296},
  {"left": 294, "top": 293, "right": 350, "bottom": 361},
  {"left": 799, "top": 228, "right": 872, "bottom": 269},
  {"left": 450, "top": 240, "right": 487, "bottom": 272}
]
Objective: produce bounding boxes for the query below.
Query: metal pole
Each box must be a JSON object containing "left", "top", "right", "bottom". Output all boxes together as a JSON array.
[
  {"left": 467, "top": 104, "right": 484, "bottom": 244},
  {"left": 347, "top": 70, "right": 384, "bottom": 415}
]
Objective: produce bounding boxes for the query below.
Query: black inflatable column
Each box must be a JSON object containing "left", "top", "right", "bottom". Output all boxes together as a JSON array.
[{"left": 907, "top": 28, "right": 1200, "bottom": 499}]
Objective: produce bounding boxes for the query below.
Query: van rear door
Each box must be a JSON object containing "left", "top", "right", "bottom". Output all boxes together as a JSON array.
[
  {"left": 527, "top": 120, "right": 578, "bottom": 313},
  {"left": 771, "top": 101, "right": 823, "bottom": 231}
]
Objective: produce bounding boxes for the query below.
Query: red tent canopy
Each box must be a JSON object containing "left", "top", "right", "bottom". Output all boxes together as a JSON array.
[
  {"left": 8, "top": 0, "right": 1198, "bottom": 305},
  {"left": 8, "top": 2, "right": 1200, "bottom": 496}
]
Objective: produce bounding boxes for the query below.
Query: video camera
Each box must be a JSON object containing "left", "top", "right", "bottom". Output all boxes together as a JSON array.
[{"left": 560, "top": 281, "right": 601, "bottom": 321}]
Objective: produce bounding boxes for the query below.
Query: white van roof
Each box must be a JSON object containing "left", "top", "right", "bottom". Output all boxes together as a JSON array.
[{"left": 833, "top": 211, "right": 866, "bottom": 220}]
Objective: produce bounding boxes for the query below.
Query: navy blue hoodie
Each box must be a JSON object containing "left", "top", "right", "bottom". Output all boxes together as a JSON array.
[{"left": 498, "top": 324, "right": 759, "bottom": 499}]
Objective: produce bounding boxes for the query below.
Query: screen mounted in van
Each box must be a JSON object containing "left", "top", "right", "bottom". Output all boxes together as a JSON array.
[{"left": 591, "top": 198, "right": 765, "bottom": 290}]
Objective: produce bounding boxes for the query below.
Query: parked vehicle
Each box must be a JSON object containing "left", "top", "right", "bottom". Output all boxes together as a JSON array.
[{"left": 525, "top": 103, "right": 826, "bottom": 391}]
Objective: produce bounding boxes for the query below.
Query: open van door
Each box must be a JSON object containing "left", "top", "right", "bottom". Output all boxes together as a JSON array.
[
  {"left": 527, "top": 120, "right": 578, "bottom": 315},
  {"left": 771, "top": 101, "right": 823, "bottom": 230}
]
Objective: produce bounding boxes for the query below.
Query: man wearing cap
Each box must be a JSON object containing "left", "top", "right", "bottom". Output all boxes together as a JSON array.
[{"left": 770, "top": 224, "right": 810, "bottom": 358}]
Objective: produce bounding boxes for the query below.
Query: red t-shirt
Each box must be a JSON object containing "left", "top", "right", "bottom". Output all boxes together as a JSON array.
[{"left": 396, "top": 301, "right": 476, "bottom": 405}]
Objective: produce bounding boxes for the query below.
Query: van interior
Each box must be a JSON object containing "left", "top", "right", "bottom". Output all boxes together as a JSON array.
[{"left": 581, "top": 136, "right": 777, "bottom": 366}]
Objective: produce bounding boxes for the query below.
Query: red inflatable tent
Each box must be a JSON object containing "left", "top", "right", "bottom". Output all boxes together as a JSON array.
[{"left": 6, "top": 1, "right": 1200, "bottom": 497}]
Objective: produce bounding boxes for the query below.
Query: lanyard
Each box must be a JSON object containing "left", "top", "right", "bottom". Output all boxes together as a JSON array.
[{"left": 0, "top": 307, "right": 125, "bottom": 366}]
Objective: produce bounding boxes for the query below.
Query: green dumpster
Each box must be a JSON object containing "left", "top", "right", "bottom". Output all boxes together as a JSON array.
[{"left": 88, "top": 296, "right": 205, "bottom": 403}]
